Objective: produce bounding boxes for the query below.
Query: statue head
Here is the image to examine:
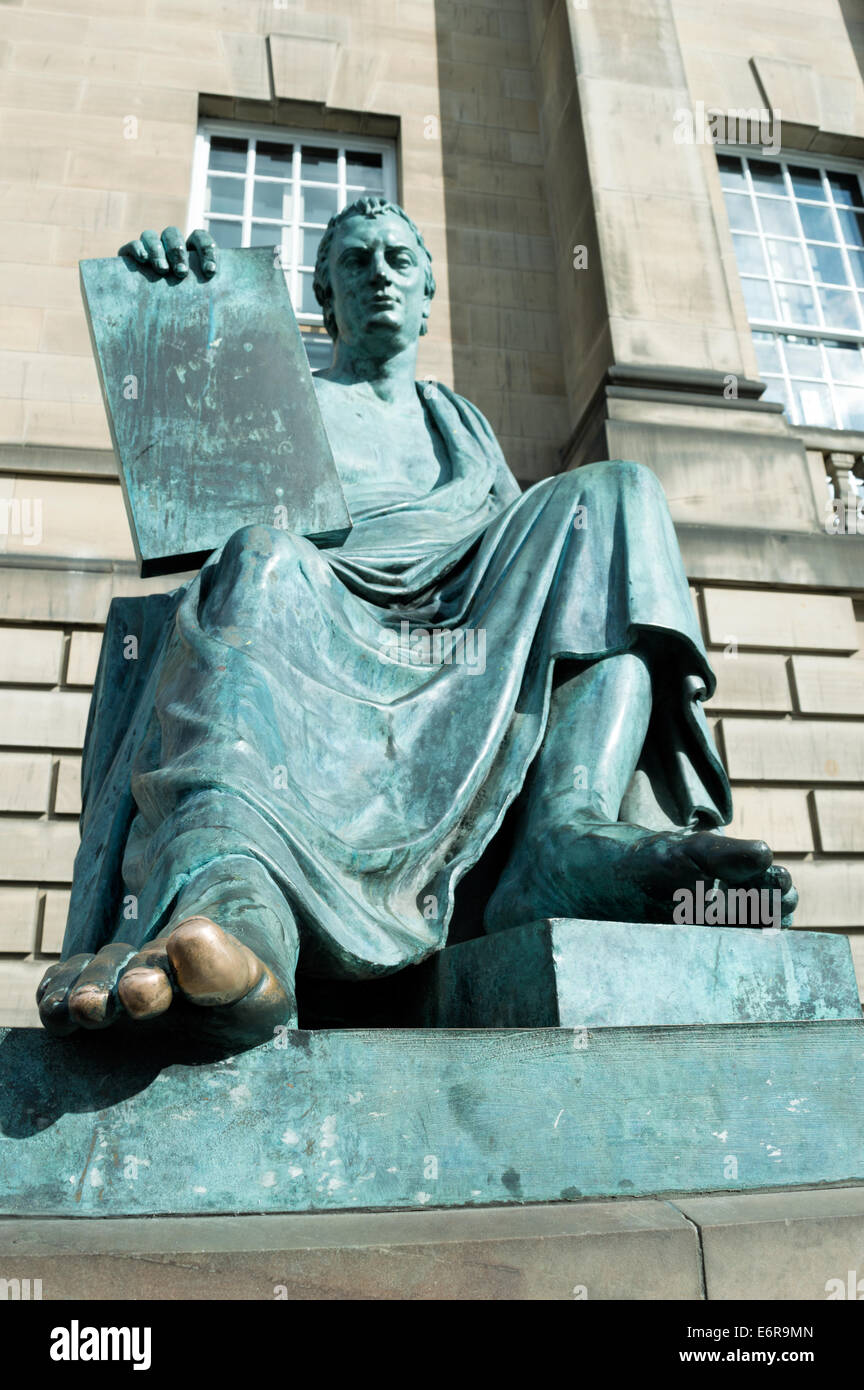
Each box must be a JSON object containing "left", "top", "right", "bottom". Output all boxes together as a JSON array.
[{"left": 313, "top": 197, "right": 436, "bottom": 350}]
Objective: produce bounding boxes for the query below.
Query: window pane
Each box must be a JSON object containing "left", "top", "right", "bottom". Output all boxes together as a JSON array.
[
  {"left": 757, "top": 198, "right": 798, "bottom": 237},
  {"left": 765, "top": 238, "right": 808, "bottom": 280},
  {"left": 732, "top": 233, "right": 767, "bottom": 276},
  {"left": 249, "top": 223, "right": 289, "bottom": 255},
  {"left": 209, "top": 136, "right": 247, "bottom": 173},
  {"left": 253, "top": 181, "right": 292, "bottom": 220},
  {"left": 835, "top": 384, "right": 864, "bottom": 429},
  {"left": 205, "top": 219, "right": 243, "bottom": 249},
  {"left": 829, "top": 172, "right": 864, "bottom": 208},
  {"left": 749, "top": 159, "right": 786, "bottom": 194},
  {"left": 740, "top": 277, "right": 775, "bottom": 318},
  {"left": 782, "top": 338, "right": 823, "bottom": 378},
  {"left": 718, "top": 154, "right": 747, "bottom": 191},
  {"left": 301, "top": 227, "right": 324, "bottom": 267},
  {"left": 790, "top": 379, "right": 834, "bottom": 426},
  {"left": 206, "top": 175, "right": 244, "bottom": 216},
  {"left": 300, "top": 184, "right": 339, "bottom": 224},
  {"left": 723, "top": 191, "right": 756, "bottom": 231},
  {"left": 818, "top": 285, "right": 860, "bottom": 330},
  {"left": 848, "top": 248, "right": 864, "bottom": 288},
  {"left": 346, "top": 151, "right": 385, "bottom": 190},
  {"left": 837, "top": 207, "right": 864, "bottom": 246},
  {"left": 788, "top": 165, "right": 825, "bottom": 201},
  {"left": 752, "top": 331, "right": 782, "bottom": 373},
  {"left": 825, "top": 340, "right": 864, "bottom": 384},
  {"left": 775, "top": 281, "right": 817, "bottom": 323},
  {"left": 297, "top": 270, "right": 319, "bottom": 313},
  {"left": 255, "top": 140, "right": 293, "bottom": 177},
  {"left": 798, "top": 204, "right": 837, "bottom": 242},
  {"left": 303, "top": 333, "right": 333, "bottom": 371},
  {"left": 759, "top": 375, "right": 790, "bottom": 411},
  {"left": 301, "top": 145, "right": 338, "bottom": 180},
  {"left": 808, "top": 242, "right": 848, "bottom": 285}
]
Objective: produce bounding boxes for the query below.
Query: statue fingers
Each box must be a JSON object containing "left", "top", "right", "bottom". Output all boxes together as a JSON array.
[
  {"left": 186, "top": 228, "right": 218, "bottom": 277},
  {"left": 67, "top": 942, "right": 139, "bottom": 1030},
  {"left": 118, "top": 238, "right": 149, "bottom": 265},
  {"left": 37, "top": 953, "right": 94, "bottom": 1036},
  {"left": 140, "top": 228, "right": 170, "bottom": 274},
  {"left": 161, "top": 225, "right": 189, "bottom": 278}
]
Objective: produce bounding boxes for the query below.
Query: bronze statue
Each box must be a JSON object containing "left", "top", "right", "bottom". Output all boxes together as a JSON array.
[{"left": 36, "top": 200, "right": 797, "bottom": 1048}]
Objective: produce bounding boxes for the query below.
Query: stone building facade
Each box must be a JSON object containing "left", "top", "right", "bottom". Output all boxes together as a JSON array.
[{"left": 0, "top": 0, "right": 863, "bottom": 1023}]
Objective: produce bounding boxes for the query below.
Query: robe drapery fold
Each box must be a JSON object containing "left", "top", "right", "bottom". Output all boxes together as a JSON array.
[{"left": 62, "top": 383, "right": 732, "bottom": 977}]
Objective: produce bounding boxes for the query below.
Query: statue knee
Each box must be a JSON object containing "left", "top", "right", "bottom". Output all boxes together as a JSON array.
[
  {"left": 561, "top": 459, "right": 661, "bottom": 507},
  {"left": 224, "top": 523, "right": 310, "bottom": 565},
  {"left": 577, "top": 458, "right": 654, "bottom": 487}
]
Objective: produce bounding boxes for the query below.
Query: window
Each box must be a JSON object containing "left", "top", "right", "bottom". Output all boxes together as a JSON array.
[
  {"left": 719, "top": 150, "right": 864, "bottom": 430},
  {"left": 189, "top": 121, "right": 398, "bottom": 367}
]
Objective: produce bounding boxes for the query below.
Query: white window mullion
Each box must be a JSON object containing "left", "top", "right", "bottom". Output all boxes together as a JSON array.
[
  {"left": 189, "top": 118, "right": 396, "bottom": 327},
  {"left": 242, "top": 139, "right": 256, "bottom": 247},
  {"left": 337, "top": 146, "right": 347, "bottom": 212},
  {"left": 825, "top": 172, "right": 864, "bottom": 334},
  {"left": 745, "top": 159, "right": 782, "bottom": 322},
  {"left": 784, "top": 160, "right": 827, "bottom": 331},
  {"left": 291, "top": 143, "right": 302, "bottom": 309},
  {"left": 725, "top": 151, "right": 864, "bottom": 429},
  {"left": 774, "top": 333, "right": 796, "bottom": 421},
  {"left": 817, "top": 340, "right": 845, "bottom": 429},
  {"left": 188, "top": 128, "right": 211, "bottom": 234}
]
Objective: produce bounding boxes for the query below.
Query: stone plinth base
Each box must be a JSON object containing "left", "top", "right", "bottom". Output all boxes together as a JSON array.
[
  {"left": 2, "top": 1017, "right": 864, "bottom": 1217},
  {"left": 422, "top": 919, "right": 862, "bottom": 1027},
  {"left": 297, "top": 919, "right": 862, "bottom": 1029},
  {"left": 3, "top": 1187, "right": 864, "bottom": 1299}
]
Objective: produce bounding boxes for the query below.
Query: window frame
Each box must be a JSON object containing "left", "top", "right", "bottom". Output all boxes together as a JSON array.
[
  {"left": 716, "top": 143, "right": 864, "bottom": 431},
  {"left": 188, "top": 118, "right": 399, "bottom": 327}
]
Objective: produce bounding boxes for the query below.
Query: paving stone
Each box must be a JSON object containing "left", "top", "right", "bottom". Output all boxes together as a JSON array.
[
  {"left": 0, "top": 1200, "right": 702, "bottom": 1301},
  {"left": 675, "top": 1188, "right": 864, "bottom": 1301}
]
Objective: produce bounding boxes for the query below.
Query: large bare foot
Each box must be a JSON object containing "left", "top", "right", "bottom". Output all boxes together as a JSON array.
[
  {"left": 36, "top": 914, "right": 296, "bottom": 1047},
  {"left": 36, "top": 854, "right": 302, "bottom": 1049},
  {"left": 484, "top": 815, "right": 798, "bottom": 934}
]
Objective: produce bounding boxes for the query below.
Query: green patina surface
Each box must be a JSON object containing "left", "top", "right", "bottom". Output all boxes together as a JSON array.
[
  {"left": 424, "top": 920, "right": 863, "bottom": 1029},
  {"left": 2, "top": 1020, "right": 863, "bottom": 1217},
  {"left": 80, "top": 246, "right": 350, "bottom": 576}
]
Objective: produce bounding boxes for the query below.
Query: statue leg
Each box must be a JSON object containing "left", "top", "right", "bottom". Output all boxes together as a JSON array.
[
  {"left": 485, "top": 650, "right": 798, "bottom": 931},
  {"left": 37, "top": 856, "right": 298, "bottom": 1046}
]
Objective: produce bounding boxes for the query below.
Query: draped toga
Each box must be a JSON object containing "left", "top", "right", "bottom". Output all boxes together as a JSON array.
[{"left": 62, "top": 382, "right": 732, "bottom": 978}]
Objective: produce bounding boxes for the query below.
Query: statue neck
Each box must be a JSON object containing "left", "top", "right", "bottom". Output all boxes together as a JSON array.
[{"left": 324, "top": 336, "right": 421, "bottom": 407}]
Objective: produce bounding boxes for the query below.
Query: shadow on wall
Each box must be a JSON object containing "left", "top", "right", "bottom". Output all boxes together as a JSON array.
[
  {"left": 431, "top": 0, "right": 569, "bottom": 483},
  {"left": 838, "top": 0, "right": 864, "bottom": 92}
]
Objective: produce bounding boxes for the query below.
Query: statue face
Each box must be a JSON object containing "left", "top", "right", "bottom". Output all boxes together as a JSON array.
[{"left": 326, "top": 211, "right": 431, "bottom": 353}]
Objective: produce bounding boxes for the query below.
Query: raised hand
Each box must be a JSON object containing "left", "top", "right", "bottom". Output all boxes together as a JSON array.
[{"left": 117, "top": 226, "right": 218, "bottom": 278}]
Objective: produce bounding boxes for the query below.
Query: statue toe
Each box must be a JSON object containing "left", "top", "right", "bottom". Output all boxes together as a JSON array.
[
  {"left": 37, "top": 952, "right": 95, "bottom": 1036},
  {"left": 165, "top": 916, "right": 262, "bottom": 1007},
  {"left": 68, "top": 942, "right": 138, "bottom": 1029}
]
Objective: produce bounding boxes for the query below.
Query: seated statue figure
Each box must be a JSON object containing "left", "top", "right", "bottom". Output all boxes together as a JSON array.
[{"left": 36, "top": 198, "right": 797, "bottom": 1046}]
